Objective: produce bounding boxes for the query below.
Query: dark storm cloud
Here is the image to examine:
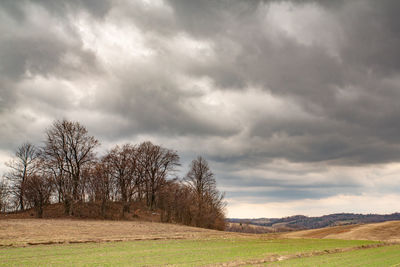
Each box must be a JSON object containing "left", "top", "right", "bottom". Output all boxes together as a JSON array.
[
  {"left": 0, "top": 0, "right": 102, "bottom": 112},
  {"left": 0, "top": 0, "right": 106, "bottom": 152},
  {"left": 163, "top": 0, "right": 400, "bottom": 165},
  {"left": 95, "top": 79, "right": 240, "bottom": 139},
  {"left": 1, "top": 0, "right": 111, "bottom": 20},
  {"left": 1, "top": 0, "right": 400, "bottom": 215},
  {"left": 0, "top": 34, "right": 98, "bottom": 81}
]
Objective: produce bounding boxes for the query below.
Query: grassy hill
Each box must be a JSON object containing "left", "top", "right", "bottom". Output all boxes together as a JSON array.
[{"left": 283, "top": 220, "right": 400, "bottom": 241}]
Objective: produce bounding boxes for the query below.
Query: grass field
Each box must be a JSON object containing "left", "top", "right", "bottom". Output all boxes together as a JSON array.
[
  {"left": 1, "top": 219, "right": 400, "bottom": 266},
  {"left": 0, "top": 238, "right": 383, "bottom": 266},
  {"left": 269, "top": 244, "right": 400, "bottom": 267}
]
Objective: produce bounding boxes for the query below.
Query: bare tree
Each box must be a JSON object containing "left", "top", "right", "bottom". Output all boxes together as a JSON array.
[
  {"left": 86, "top": 160, "right": 113, "bottom": 217},
  {"left": 0, "top": 179, "right": 10, "bottom": 212},
  {"left": 137, "top": 141, "right": 180, "bottom": 210},
  {"left": 43, "top": 119, "right": 99, "bottom": 215},
  {"left": 23, "top": 174, "right": 53, "bottom": 218},
  {"left": 102, "top": 144, "right": 138, "bottom": 216},
  {"left": 39, "top": 150, "right": 65, "bottom": 204},
  {"left": 185, "top": 156, "right": 213, "bottom": 225},
  {"left": 5, "top": 143, "right": 38, "bottom": 211},
  {"left": 158, "top": 179, "right": 193, "bottom": 224},
  {"left": 2, "top": 119, "right": 225, "bottom": 229},
  {"left": 184, "top": 156, "right": 226, "bottom": 229}
]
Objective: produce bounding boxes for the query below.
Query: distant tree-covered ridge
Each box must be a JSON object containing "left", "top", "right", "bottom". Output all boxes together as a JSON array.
[{"left": 228, "top": 213, "right": 400, "bottom": 230}]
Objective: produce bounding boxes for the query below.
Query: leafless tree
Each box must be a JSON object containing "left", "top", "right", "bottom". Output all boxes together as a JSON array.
[
  {"left": 102, "top": 144, "right": 138, "bottom": 216},
  {"left": 184, "top": 156, "right": 226, "bottom": 229},
  {"left": 2, "top": 119, "right": 226, "bottom": 229},
  {"left": 43, "top": 119, "right": 99, "bottom": 215},
  {"left": 86, "top": 160, "right": 114, "bottom": 217},
  {"left": 137, "top": 141, "right": 180, "bottom": 210},
  {"left": 38, "top": 149, "right": 63, "bottom": 204},
  {"left": 158, "top": 180, "right": 193, "bottom": 224},
  {"left": 23, "top": 174, "right": 53, "bottom": 218},
  {"left": 0, "top": 179, "right": 10, "bottom": 212},
  {"left": 5, "top": 143, "right": 38, "bottom": 211}
]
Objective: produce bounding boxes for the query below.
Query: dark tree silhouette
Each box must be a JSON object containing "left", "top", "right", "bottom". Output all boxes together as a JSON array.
[
  {"left": 23, "top": 174, "right": 53, "bottom": 218},
  {"left": 2, "top": 120, "right": 226, "bottom": 230},
  {"left": 103, "top": 144, "right": 137, "bottom": 216},
  {"left": 86, "top": 160, "right": 114, "bottom": 218},
  {"left": 43, "top": 119, "right": 99, "bottom": 215},
  {"left": 185, "top": 156, "right": 226, "bottom": 229},
  {"left": 0, "top": 180, "right": 9, "bottom": 212},
  {"left": 137, "top": 141, "right": 180, "bottom": 210},
  {"left": 5, "top": 143, "right": 38, "bottom": 211}
]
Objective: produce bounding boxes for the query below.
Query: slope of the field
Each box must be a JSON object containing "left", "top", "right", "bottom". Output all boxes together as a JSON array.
[
  {"left": 283, "top": 220, "right": 400, "bottom": 241},
  {"left": 0, "top": 219, "right": 235, "bottom": 247},
  {"left": 269, "top": 244, "right": 400, "bottom": 267},
  {"left": 1, "top": 219, "right": 399, "bottom": 266},
  {"left": 0, "top": 238, "right": 382, "bottom": 266}
]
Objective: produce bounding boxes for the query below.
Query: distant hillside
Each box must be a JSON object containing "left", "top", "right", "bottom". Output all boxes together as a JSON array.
[
  {"left": 228, "top": 213, "right": 400, "bottom": 230},
  {"left": 282, "top": 220, "right": 400, "bottom": 241}
]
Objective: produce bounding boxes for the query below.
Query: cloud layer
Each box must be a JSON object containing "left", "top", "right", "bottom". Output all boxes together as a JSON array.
[{"left": 1, "top": 0, "right": 400, "bottom": 217}]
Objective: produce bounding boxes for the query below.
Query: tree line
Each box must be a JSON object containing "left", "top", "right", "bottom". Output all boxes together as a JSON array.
[{"left": 1, "top": 119, "right": 226, "bottom": 230}]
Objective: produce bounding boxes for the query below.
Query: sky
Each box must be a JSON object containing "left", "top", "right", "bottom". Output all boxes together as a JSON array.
[{"left": 1, "top": 0, "right": 400, "bottom": 218}]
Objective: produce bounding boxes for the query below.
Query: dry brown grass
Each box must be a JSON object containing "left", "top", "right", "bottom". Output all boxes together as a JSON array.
[
  {"left": 0, "top": 219, "right": 240, "bottom": 247},
  {"left": 3, "top": 216, "right": 399, "bottom": 249},
  {"left": 282, "top": 220, "right": 400, "bottom": 241}
]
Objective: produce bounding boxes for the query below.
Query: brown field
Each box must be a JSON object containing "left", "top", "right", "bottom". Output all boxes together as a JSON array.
[
  {"left": 283, "top": 220, "right": 400, "bottom": 241},
  {"left": 0, "top": 219, "right": 240, "bottom": 247},
  {"left": 2, "top": 217, "right": 400, "bottom": 249}
]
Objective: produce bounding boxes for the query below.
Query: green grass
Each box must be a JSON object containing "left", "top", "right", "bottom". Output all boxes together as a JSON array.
[
  {"left": 0, "top": 238, "right": 379, "bottom": 266},
  {"left": 270, "top": 244, "right": 400, "bottom": 267}
]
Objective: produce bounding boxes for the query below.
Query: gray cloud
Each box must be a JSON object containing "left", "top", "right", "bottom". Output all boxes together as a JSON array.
[
  {"left": 1, "top": 0, "right": 112, "bottom": 20},
  {"left": 1, "top": 0, "right": 400, "bottom": 217},
  {"left": 162, "top": 0, "right": 400, "bottom": 166}
]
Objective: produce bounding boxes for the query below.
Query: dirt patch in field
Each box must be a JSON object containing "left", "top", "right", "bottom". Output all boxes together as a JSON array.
[
  {"left": 0, "top": 219, "right": 240, "bottom": 247},
  {"left": 282, "top": 220, "right": 400, "bottom": 241}
]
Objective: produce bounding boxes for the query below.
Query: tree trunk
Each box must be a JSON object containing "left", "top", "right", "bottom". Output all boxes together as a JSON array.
[
  {"left": 19, "top": 194, "right": 24, "bottom": 211},
  {"left": 150, "top": 190, "right": 156, "bottom": 210},
  {"left": 64, "top": 197, "right": 72, "bottom": 215},
  {"left": 101, "top": 198, "right": 106, "bottom": 218},
  {"left": 36, "top": 200, "right": 43, "bottom": 218}
]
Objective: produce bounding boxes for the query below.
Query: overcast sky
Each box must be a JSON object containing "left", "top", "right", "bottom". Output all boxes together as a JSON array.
[{"left": 1, "top": 0, "right": 400, "bottom": 218}]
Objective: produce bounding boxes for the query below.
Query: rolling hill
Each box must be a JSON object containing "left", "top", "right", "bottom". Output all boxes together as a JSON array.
[{"left": 282, "top": 220, "right": 400, "bottom": 241}]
